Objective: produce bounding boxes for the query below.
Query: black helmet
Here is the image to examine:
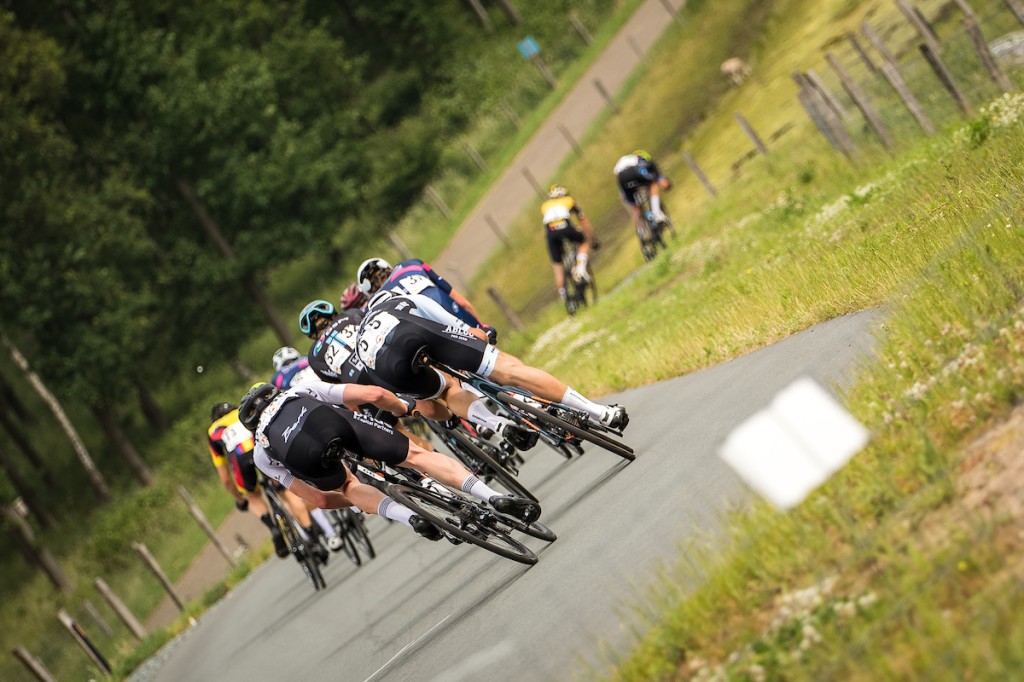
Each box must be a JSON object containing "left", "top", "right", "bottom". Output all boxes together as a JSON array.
[
  {"left": 210, "top": 402, "right": 235, "bottom": 422},
  {"left": 238, "top": 383, "right": 280, "bottom": 432}
]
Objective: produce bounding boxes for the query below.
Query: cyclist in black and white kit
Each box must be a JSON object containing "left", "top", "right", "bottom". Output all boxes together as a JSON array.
[
  {"left": 614, "top": 150, "right": 671, "bottom": 232},
  {"left": 239, "top": 377, "right": 541, "bottom": 533},
  {"left": 356, "top": 291, "right": 629, "bottom": 430},
  {"left": 300, "top": 298, "right": 538, "bottom": 451}
]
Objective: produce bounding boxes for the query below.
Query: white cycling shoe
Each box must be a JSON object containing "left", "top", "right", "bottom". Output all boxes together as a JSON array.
[{"left": 327, "top": 534, "right": 344, "bottom": 552}]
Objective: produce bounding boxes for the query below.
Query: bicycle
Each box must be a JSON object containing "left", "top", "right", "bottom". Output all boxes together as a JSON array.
[
  {"left": 560, "top": 238, "right": 597, "bottom": 316},
  {"left": 326, "top": 507, "right": 376, "bottom": 567},
  {"left": 344, "top": 454, "right": 556, "bottom": 565},
  {"left": 423, "top": 357, "right": 635, "bottom": 463},
  {"left": 258, "top": 473, "right": 327, "bottom": 591},
  {"left": 631, "top": 185, "right": 674, "bottom": 262},
  {"left": 416, "top": 415, "right": 538, "bottom": 503}
]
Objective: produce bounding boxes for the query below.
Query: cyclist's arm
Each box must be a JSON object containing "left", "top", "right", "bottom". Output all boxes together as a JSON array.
[
  {"left": 215, "top": 461, "right": 245, "bottom": 503},
  {"left": 294, "top": 379, "right": 410, "bottom": 417},
  {"left": 408, "top": 294, "right": 489, "bottom": 342},
  {"left": 449, "top": 288, "right": 483, "bottom": 324},
  {"left": 286, "top": 477, "right": 352, "bottom": 510}
]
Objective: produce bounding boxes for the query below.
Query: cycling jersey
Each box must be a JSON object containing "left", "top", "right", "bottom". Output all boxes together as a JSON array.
[
  {"left": 208, "top": 410, "right": 258, "bottom": 493},
  {"left": 541, "top": 196, "right": 588, "bottom": 263},
  {"left": 614, "top": 154, "right": 664, "bottom": 205},
  {"left": 252, "top": 380, "right": 409, "bottom": 491},
  {"left": 377, "top": 259, "right": 481, "bottom": 328},
  {"left": 271, "top": 356, "right": 318, "bottom": 389},
  {"left": 307, "top": 309, "right": 368, "bottom": 385},
  {"left": 356, "top": 294, "right": 498, "bottom": 399}
]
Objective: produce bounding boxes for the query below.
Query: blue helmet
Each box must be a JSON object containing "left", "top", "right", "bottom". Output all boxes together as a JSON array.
[{"left": 299, "top": 300, "right": 335, "bottom": 338}]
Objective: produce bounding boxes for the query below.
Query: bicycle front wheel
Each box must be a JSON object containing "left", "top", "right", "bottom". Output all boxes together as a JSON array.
[
  {"left": 448, "top": 428, "right": 539, "bottom": 503},
  {"left": 389, "top": 484, "right": 537, "bottom": 565},
  {"left": 280, "top": 513, "right": 327, "bottom": 590},
  {"left": 498, "top": 392, "right": 636, "bottom": 462},
  {"left": 346, "top": 510, "right": 376, "bottom": 560}
]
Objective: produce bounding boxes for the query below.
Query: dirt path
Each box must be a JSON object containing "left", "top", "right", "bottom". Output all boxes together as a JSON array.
[{"left": 435, "top": 0, "right": 687, "bottom": 287}]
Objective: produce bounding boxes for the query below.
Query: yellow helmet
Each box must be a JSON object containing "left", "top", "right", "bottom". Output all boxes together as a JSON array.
[
  {"left": 548, "top": 184, "right": 568, "bottom": 198},
  {"left": 633, "top": 149, "right": 652, "bottom": 161}
]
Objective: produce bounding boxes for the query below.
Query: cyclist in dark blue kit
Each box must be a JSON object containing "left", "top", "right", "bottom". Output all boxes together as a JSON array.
[{"left": 356, "top": 258, "right": 493, "bottom": 336}]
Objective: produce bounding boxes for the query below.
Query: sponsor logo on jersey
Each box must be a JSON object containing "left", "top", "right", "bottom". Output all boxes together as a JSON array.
[{"left": 282, "top": 405, "right": 308, "bottom": 443}]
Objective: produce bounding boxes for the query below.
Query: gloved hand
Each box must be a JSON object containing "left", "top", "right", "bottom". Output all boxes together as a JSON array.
[
  {"left": 235, "top": 498, "right": 249, "bottom": 512},
  {"left": 481, "top": 324, "right": 498, "bottom": 345}
]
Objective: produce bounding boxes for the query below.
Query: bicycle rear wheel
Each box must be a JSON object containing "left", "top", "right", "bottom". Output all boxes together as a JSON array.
[
  {"left": 278, "top": 509, "right": 326, "bottom": 590},
  {"left": 497, "top": 392, "right": 636, "bottom": 462},
  {"left": 448, "top": 428, "right": 539, "bottom": 503},
  {"left": 389, "top": 484, "right": 537, "bottom": 565},
  {"left": 329, "top": 511, "right": 362, "bottom": 566}
]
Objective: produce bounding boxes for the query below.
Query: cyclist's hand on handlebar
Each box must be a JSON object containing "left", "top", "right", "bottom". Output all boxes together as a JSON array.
[
  {"left": 389, "top": 396, "right": 417, "bottom": 418},
  {"left": 481, "top": 324, "right": 498, "bottom": 345},
  {"left": 235, "top": 498, "right": 249, "bottom": 512}
]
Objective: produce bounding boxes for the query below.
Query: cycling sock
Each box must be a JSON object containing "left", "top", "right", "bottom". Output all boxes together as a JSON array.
[
  {"left": 300, "top": 525, "right": 314, "bottom": 541},
  {"left": 378, "top": 496, "right": 415, "bottom": 527},
  {"left": 558, "top": 287, "right": 567, "bottom": 300},
  {"left": 560, "top": 387, "right": 606, "bottom": 420},
  {"left": 651, "top": 194, "right": 662, "bottom": 215},
  {"left": 461, "top": 474, "right": 501, "bottom": 503},
  {"left": 310, "top": 508, "right": 338, "bottom": 538},
  {"left": 467, "top": 399, "right": 507, "bottom": 432},
  {"left": 259, "top": 512, "right": 273, "bottom": 530}
]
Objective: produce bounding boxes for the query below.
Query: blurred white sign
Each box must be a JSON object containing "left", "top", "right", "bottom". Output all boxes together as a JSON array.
[{"left": 719, "top": 376, "right": 869, "bottom": 510}]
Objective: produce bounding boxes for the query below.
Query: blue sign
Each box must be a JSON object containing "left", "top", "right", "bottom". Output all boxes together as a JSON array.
[{"left": 517, "top": 36, "right": 540, "bottom": 60}]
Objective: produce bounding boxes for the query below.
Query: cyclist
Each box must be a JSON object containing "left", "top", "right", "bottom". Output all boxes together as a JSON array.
[
  {"left": 238, "top": 381, "right": 541, "bottom": 538},
  {"left": 613, "top": 150, "right": 672, "bottom": 233},
  {"left": 541, "top": 185, "right": 596, "bottom": 305},
  {"left": 356, "top": 291, "right": 629, "bottom": 430},
  {"left": 356, "top": 257, "right": 491, "bottom": 335},
  {"left": 271, "top": 346, "right": 317, "bottom": 390},
  {"left": 207, "top": 402, "right": 290, "bottom": 558},
  {"left": 340, "top": 282, "right": 366, "bottom": 311},
  {"left": 298, "top": 299, "right": 537, "bottom": 451},
  {"left": 270, "top": 347, "right": 346, "bottom": 551}
]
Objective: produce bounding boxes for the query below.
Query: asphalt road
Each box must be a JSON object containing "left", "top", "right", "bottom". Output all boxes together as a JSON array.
[{"left": 139, "top": 308, "right": 884, "bottom": 682}]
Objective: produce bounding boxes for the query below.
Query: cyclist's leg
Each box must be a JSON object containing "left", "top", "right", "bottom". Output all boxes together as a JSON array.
[
  {"left": 283, "top": 489, "right": 314, "bottom": 533},
  {"left": 487, "top": 350, "right": 622, "bottom": 424}
]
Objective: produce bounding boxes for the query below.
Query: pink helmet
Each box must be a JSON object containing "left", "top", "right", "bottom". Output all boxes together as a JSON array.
[{"left": 341, "top": 283, "right": 367, "bottom": 310}]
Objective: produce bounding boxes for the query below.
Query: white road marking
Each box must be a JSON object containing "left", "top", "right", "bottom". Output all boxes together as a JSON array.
[{"left": 363, "top": 614, "right": 453, "bottom": 682}]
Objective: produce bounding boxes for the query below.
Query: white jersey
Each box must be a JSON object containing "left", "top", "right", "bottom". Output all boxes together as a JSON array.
[{"left": 613, "top": 154, "right": 640, "bottom": 174}]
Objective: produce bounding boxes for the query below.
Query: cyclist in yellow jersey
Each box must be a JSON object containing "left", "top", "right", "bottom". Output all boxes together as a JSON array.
[{"left": 540, "top": 185, "right": 595, "bottom": 304}]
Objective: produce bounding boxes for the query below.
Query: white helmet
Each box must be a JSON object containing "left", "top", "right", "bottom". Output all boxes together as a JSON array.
[
  {"left": 366, "top": 289, "right": 396, "bottom": 310},
  {"left": 272, "top": 346, "right": 301, "bottom": 372},
  {"left": 356, "top": 258, "right": 392, "bottom": 295}
]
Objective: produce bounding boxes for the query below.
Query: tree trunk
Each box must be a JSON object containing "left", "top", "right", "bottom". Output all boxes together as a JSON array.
[
  {"left": 0, "top": 372, "right": 35, "bottom": 424},
  {"left": 0, "top": 447, "right": 56, "bottom": 528},
  {"left": 173, "top": 177, "right": 292, "bottom": 344},
  {"left": 0, "top": 404, "right": 55, "bottom": 485},
  {"left": 91, "top": 407, "right": 153, "bottom": 486},
  {"left": 2, "top": 504, "right": 69, "bottom": 592},
  {"left": 3, "top": 337, "right": 110, "bottom": 501},
  {"left": 135, "top": 379, "right": 168, "bottom": 432}
]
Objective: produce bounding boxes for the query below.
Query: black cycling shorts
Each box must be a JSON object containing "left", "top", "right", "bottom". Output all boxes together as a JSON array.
[
  {"left": 546, "top": 225, "right": 586, "bottom": 263},
  {"left": 282, "top": 403, "right": 409, "bottom": 491},
  {"left": 616, "top": 165, "right": 655, "bottom": 205},
  {"left": 231, "top": 452, "right": 259, "bottom": 493},
  {"left": 360, "top": 302, "right": 492, "bottom": 399}
]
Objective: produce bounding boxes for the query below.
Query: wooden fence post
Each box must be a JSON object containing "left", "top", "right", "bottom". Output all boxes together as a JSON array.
[
  {"left": 920, "top": 43, "right": 972, "bottom": 115},
  {"left": 805, "top": 69, "right": 849, "bottom": 120},
  {"left": 178, "top": 485, "right": 238, "bottom": 568},
  {"left": 521, "top": 167, "right": 546, "bottom": 197},
  {"left": 557, "top": 124, "right": 583, "bottom": 156},
  {"left": 2, "top": 504, "right": 68, "bottom": 592},
  {"left": 896, "top": 0, "right": 943, "bottom": 55},
  {"left": 793, "top": 72, "right": 858, "bottom": 158},
  {"left": 1005, "top": 0, "right": 1024, "bottom": 27},
  {"left": 659, "top": 0, "right": 683, "bottom": 24},
  {"left": 388, "top": 232, "right": 413, "bottom": 260},
  {"left": 862, "top": 23, "right": 936, "bottom": 134},
  {"left": 94, "top": 578, "right": 147, "bottom": 641},
  {"left": 845, "top": 32, "right": 878, "bottom": 74},
  {"left": 825, "top": 52, "right": 894, "bottom": 149},
  {"left": 592, "top": 78, "right": 620, "bottom": 113},
  {"left": 682, "top": 150, "right": 718, "bottom": 197},
  {"left": 569, "top": 13, "right": 592, "bottom": 44},
  {"left": 500, "top": 100, "right": 521, "bottom": 127},
  {"left": 487, "top": 287, "right": 527, "bottom": 332},
  {"left": 133, "top": 542, "right": 186, "bottom": 613},
  {"left": 955, "top": 0, "right": 1014, "bottom": 91},
  {"left": 734, "top": 113, "right": 769, "bottom": 154},
  {"left": 83, "top": 599, "right": 114, "bottom": 638},
  {"left": 462, "top": 142, "right": 488, "bottom": 172},
  {"left": 57, "top": 609, "right": 111, "bottom": 676},
  {"left": 485, "top": 214, "right": 511, "bottom": 247},
  {"left": 11, "top": 646, "right": 57, "bottom": 682},
  {"left": 423, "top": 185, "right": 453, "bottom": 220},
  {"left": 465, "top": 0, "right": 492, "bottom": 31}
]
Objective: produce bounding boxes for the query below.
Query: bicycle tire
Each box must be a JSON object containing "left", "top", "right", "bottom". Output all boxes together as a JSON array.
[
  {"left": 329, "top": 511, "right": 362, "bottom": 567},
  {"left": 278, "top": 507, "right": 326, "bottom": 590},
  {"left": 388, "top": 484, "right": 537, "bottom": 565},
  {"left": 346, "top": 511, "right": 376, "bottom": 560},
  {"left": 497, "top": 391, "right": 636, "bottom": 462},
  {"left": 448, "top": 428, "right": 539, "bottom": 503}
]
